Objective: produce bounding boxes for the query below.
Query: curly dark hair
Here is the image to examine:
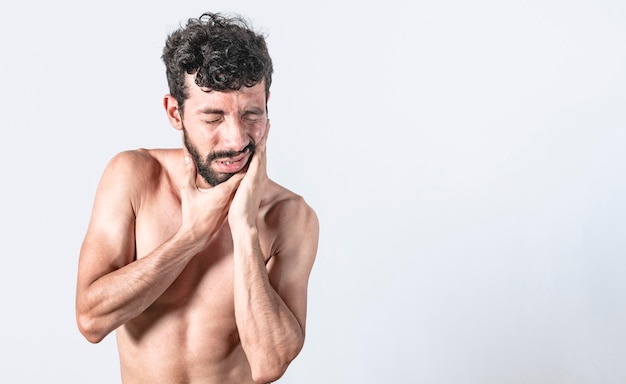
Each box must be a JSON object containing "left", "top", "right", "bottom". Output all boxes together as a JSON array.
[{"left": 161, "top": 12, "right": 273, "bottom": 111}]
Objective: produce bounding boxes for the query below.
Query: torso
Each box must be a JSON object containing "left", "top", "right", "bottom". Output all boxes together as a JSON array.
[{"left": 116, "top": 148, "right": 288, "bottom": 383}]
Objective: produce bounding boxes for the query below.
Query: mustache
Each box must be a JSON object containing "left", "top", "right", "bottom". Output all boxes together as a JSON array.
[{"left": 206, "top": 141, "right": 256, "bottom": 163}]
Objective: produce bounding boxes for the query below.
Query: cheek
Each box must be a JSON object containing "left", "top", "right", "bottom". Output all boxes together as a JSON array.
[{"left": 189, "top": 126, "right": 218, "bottom": 146}]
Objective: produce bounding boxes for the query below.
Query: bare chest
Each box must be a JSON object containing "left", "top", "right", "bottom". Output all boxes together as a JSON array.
[
  {"left": 135, "top": 197, "right": 237, "bottom": 311},
  {"left": 132, "top": 191, "right": 275, "bottom": 316}
]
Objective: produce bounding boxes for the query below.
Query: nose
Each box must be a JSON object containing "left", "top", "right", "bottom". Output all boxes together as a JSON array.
[{"left": 220, "top": 117, "right": 250, "bottom": 152}]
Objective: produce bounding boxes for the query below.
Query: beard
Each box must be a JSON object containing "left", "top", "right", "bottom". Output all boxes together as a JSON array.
[{"left": 182, "top": 126, "right": 255, "bottom": 187}]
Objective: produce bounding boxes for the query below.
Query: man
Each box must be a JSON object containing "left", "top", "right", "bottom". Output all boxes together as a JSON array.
[{"left": 75, "top": 12, "right": 319, "bottom": 384}]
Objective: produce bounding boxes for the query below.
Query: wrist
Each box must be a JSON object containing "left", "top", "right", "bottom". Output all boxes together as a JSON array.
[
  {"left": 174, "top": 226, "right": 210, "bottom": 254},
  {"left": 231, "top": 225, "right": 260, "bottom": 253}
]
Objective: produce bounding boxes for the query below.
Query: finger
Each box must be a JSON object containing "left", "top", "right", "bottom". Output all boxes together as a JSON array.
[
  {"left": 182, "top": 148, "right": 198, "bottom": 189},
  {"left": 247, "top": 143, "right": 266, "bottom": 179},
  {"left": 250, "top": 121, "right": 270, "bottom": 167},
  {"left": 258, "top": 119, "right": 270, "bottom": 150},
  {"left": 260, "top": 120, "right": 270, "bottom": 157}
]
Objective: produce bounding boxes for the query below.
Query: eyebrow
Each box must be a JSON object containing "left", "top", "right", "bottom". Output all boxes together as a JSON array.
[
  {"left": 242, "top": 107, "right": 265, "bottom": 115},
  {"left": 198, "top": 108, "right": 224, "bottom": 115},
  {"left": 198, "top": 107, "right": 265, "bottom": 116}
]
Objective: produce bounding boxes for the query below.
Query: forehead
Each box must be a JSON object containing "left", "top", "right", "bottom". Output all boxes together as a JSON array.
[{"left": 183, "top": 75, "right": 267, "bottom": 111}]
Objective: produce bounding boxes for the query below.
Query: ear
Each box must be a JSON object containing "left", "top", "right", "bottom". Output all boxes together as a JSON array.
[{"left": 163, "top": 94, "right": 183, "bottom": 131}]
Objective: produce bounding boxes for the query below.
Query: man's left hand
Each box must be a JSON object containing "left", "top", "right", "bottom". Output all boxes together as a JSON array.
[{"left": 228, "top": 120, "right": 270, "bottom": 232}]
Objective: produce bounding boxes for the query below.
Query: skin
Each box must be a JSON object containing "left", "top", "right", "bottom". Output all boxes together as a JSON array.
[{"left": 75, "top": 77, "right": 319, "bottom": 384}]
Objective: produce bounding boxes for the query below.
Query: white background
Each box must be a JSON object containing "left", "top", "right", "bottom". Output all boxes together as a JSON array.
[{"left": 1, "top": 0, "right": 625, "bottom": 383}]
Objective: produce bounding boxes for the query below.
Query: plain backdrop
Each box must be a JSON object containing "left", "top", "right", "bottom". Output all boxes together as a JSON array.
[{"left": 1, "top": 0, "right": 625, "bottom": 383}]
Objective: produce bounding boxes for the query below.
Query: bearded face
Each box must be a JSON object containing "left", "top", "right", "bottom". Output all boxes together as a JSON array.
[{"left": 183, "top": 126, "right": 255, "bottom": 186}]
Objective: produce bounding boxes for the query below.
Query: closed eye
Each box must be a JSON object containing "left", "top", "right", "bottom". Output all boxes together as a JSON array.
[
  {"left": 242, "top": 110, "right": 265, "bottom": 123},
  {"left": 202, "top": 113, "right": 224, "bottom": 124},
  {"left": 204, "top": 117, "right": 223, "bottom": 124}
]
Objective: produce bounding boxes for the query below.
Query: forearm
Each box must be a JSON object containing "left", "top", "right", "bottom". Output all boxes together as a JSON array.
[
  {"left": 232, "top": 227, "right": 304, "bottom": 382},
  {"left": 76, "top": 231, "right": 202, "bottom": 343}
]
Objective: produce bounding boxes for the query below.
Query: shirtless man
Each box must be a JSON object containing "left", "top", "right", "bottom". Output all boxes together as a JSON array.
[{"left": 75, "top": 13, "right": 319, "bottom": 384}]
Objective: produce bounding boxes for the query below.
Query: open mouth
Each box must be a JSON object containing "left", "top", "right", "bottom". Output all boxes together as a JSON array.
[
  {"left": 218, "top": 151, "right": 247, "bottom": 165},
  {"left": 213, "top": 150, "right": 251, "bottom": 173}
]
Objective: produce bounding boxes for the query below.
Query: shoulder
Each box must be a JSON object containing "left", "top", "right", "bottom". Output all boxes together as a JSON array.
[
  {"left": 262, "top": 181, "right": 319, "bottom": 258},
  {"left": 262, "top": 181, "right": 318, "bottom": 231},
  {"left": 97, "top": 148, "right": 179, "bottom": 207},
  {"left": 104, "top": 149, "right": 161, "bottom": 176},
  {"left": 101, "top": 148, "right": 177, "bottom": 186}
]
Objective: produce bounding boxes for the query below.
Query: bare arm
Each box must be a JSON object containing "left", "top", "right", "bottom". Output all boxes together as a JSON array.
[
  {"left": 229, "top": 124, "right": 319, "bottom": 383},
  {"left": 232, "top": 204, "right": 318, "bottom": 383},
  {"left": 75, "top": 150, "right": 242, "bottom": 343}
]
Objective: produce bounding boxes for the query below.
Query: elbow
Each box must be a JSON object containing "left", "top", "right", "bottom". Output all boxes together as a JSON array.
[
  {"left": 250, "top": 339, "right": 304, "bottom": 383},
  {"left": 251, "top": 363, "right": 288, "bottom": 384},
  {"left": 76, "top": 311, "right": 107, "bottom": 344}
]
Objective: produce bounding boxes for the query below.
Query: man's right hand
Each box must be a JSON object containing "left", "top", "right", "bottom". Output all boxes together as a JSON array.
[{"left": 178, "top": 150, "right": 244, "bottom": 249}]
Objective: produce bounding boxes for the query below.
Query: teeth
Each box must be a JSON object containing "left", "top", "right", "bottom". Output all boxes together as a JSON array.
[{"left": 224, "top": 161, "right": 233, "bottom": 165}]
